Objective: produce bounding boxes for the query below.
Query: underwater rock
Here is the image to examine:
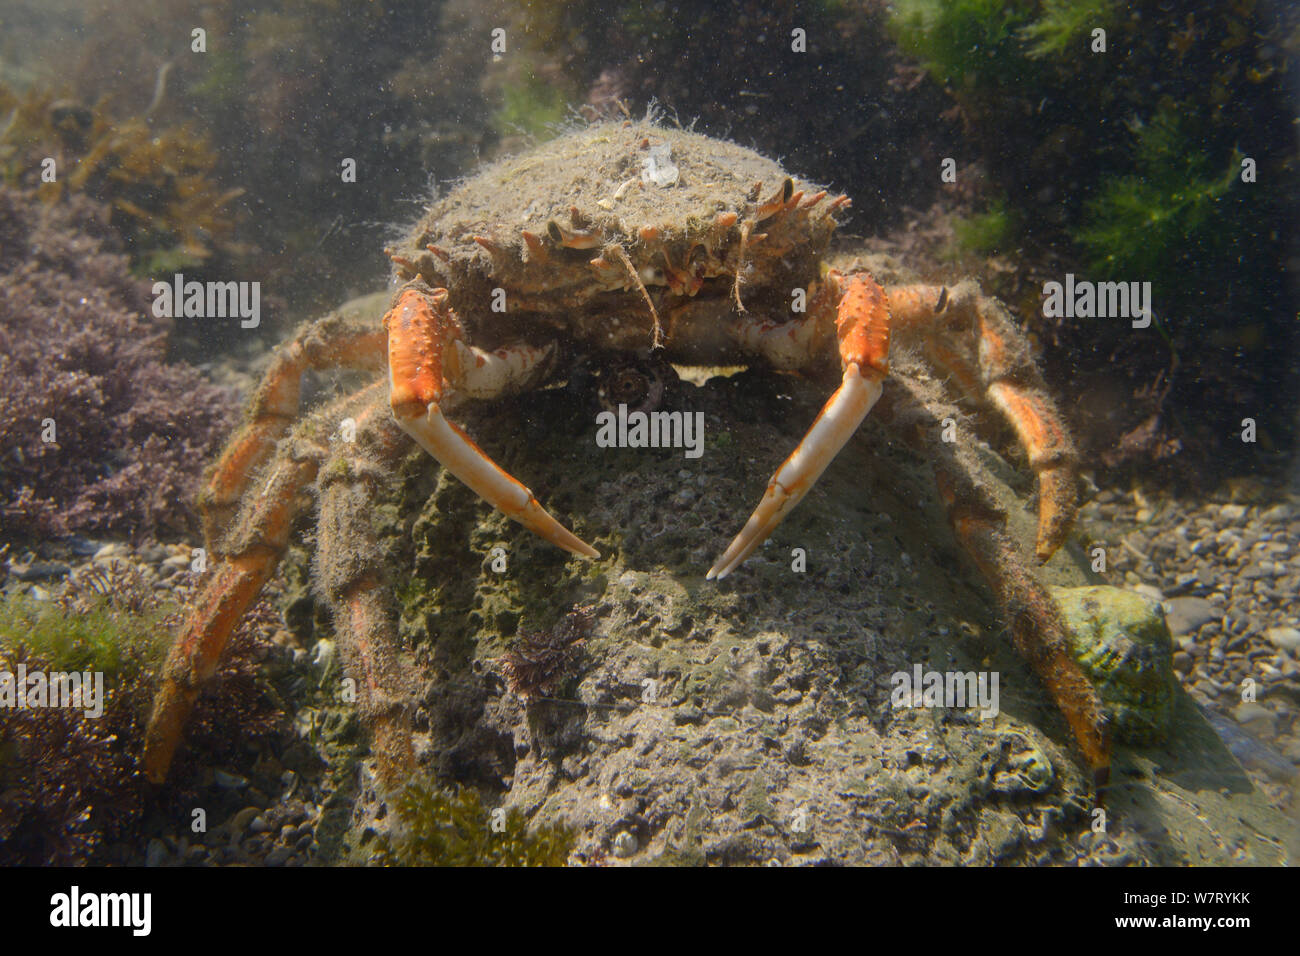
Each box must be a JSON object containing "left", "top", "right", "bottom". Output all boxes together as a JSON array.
[
  {"left": 1051, "top": 585, "right": 1176, "bottom": 746},
  {"left": 288, "top": 283, "right": 1292, "bottom": 865}
]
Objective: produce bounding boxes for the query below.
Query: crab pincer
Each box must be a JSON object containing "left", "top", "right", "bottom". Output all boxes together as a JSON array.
[
  {"left": 709, "top": 271, "right": 891, "bottom": 579},
  {"left": 385, "top": 284, "right": 599, "bottom": 559}
]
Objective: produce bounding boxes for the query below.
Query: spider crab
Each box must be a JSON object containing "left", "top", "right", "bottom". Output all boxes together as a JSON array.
[{"left": 142, "top": 121, "right": 1108, "bottom": 790}]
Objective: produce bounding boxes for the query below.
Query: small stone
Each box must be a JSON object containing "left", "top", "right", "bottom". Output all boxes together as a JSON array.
[
  {"left": 673, "top": 705, "right": 704, "bottom": 725},
  {"left": 1164, "top": 596, "right": 1217, "bottom": 636},
  {"left": 139, "top": 543, "right": 171, "bottom": 563},
  {"left": 1133, "top": 584, "right": 1163, "bottom": 604},
  {"left": 1233, "top": 702, "right": 1277, "bottom": 735},
  {"left": 229, "top": 806, "right": 261, "bottom": 833},
  {"left": 266, "top": 846, "right": 293, "bottom": 866},
  {"left": 249, "top": 815, "right": 271, "bottom": 834},
  {"left": 1264, "top": 627, "right": 1300, "bottom": 654},
  {"left": 145, "top": 838, "right": 167, "bottom": 868},
  {"left": 1172, "top": 651, "right": 1193, "bottom": 673},
  {"left": 161, "top": 554, "right": 191, "bottom": 572},
  {"left": 93, "top": 542, "right": 130, "bottom": 561},
  {"left": 66, "top": 536, "right": 101, "bottom": 556},
  {"left": 214, "top": 770, "right": 249, "bottom": 790},
  {"left": 611, "top": 831, "right": 638, "bottom": 858},
  {"left": 11, "top": 560, "right": 71, "bottom": 581},
  {"left": 1220, "top": 504, "right": 1247, "bottom": 522}
]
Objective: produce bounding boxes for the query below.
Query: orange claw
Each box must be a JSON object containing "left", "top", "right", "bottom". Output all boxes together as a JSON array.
[
  {"left": 709, "top": 271, "right": 891, "bottom": 579},
  {"left": 385, "top": 286, "right": 599, "bottom": 560}
]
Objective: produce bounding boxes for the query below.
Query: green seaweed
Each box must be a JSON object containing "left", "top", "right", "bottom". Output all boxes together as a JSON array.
[
  {"left": 1076, "top": 108, "right": 1239, "bottom": 281},
  {"left": 888, "top": 0, "right": 1036, "bottom": 89},
  {"left": 1021, "top": 0, "right": 1117, "bottom": 59},
  {"left": 948, "top": 198, "right": 1018, "bottom": 257},
  {"left": 0, "top": 591, "right": 171, "bottom": 688},
  {"left": 494, "top": 74, "right": 569, "bottom": 138},
  {"left": 374, "top": 780, "right": 575, "bottom": 866}
]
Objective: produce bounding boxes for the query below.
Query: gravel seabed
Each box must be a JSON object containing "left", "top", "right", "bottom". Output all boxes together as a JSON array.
[{"left": 1079, "top": 478, "right": 1300, "bottom": 813}]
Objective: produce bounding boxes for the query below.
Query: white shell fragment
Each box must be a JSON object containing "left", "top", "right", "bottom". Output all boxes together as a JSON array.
[{"left": 640, "top": 144, "right": 679, "bottom": 187}]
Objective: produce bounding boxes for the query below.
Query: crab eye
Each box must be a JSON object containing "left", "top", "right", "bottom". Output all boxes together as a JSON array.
[{"left": 640, "top": 267, "right": 665, "bottom": 284}]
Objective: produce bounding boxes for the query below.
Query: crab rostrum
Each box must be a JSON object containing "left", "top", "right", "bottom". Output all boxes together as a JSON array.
[{"left": 142, "top": 121, "right": 1107, "bottom": 790}]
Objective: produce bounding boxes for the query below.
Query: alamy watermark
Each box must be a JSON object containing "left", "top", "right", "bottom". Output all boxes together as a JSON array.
[
  {"left": 1041, "top": 273, "right": 1151, "bottom": 328},
  {"left": 49, "top": 886, "right": 150, "bottom": 936},
  {"left": 0, "top": 664, "right": 104, "bottom": 718},
  {"left": 595, "top": 403, "right": 704, "bottom": 459},
  {"left": 152, "top": 273, "right": 260, "bottom": 329},
  {"left": 890, "top": 664, "right": 1000, "bottom": 719}
]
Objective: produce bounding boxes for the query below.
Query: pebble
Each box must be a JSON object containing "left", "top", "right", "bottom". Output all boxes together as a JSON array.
[
  {"left": 611, "top": 831, "right": 638, "bottom": 858},
  {"left": 10, "top": 560, "right": 71, "bottom": 581},
  {"left": 139, "top": 543, "right": 172, "bottom": 564},
  {"left": 1164, "top": 597, "right": 1217, "bottom": 636},
  {"left": 1265, "top": 627, "right": 1300, "bottom": 654},
  {"left": 65, "top": 536, "right": 101, "bottom": 556},
  {"left": 1234, "top": 702, "right": 1277, "bottom": 735},
  {"left": 229, "top": 806, "right": 261, "bottom": 834},
  {"left": 145, "top": 838, "right": 168, "bottom": 868},
  {"left": 214, "top": 770, "right": 250, "bottom": 790},
  {"left": 1133, "top": 583, "right": 1164, "bottom": 604},
  {"left": 161, "top": 554, "right": 191, "bottom": 572}
]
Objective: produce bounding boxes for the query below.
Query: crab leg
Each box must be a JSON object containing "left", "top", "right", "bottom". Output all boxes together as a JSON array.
[
  {"left": 931, "top": 458, "right": 1110, "bottom": 785},
  {"left": 142, "top": 384, "right": 358, "bottom": 782},
  {"left": 709, "top": 271, "right": 891, "bottom": 579},
  {"left": 198, "top": 313, "right": 388, "bottom": 546},
  {"left": 889, "top": 281, "right": 1078, "bottom": 561},
  {"left": 385, "top": 285, "right": 599, "bottom": 559}
]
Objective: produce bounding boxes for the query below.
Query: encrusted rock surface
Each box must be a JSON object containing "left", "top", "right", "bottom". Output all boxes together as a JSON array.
[{"left": 290, "top": 283, "right": 1294, "bottom": 865}]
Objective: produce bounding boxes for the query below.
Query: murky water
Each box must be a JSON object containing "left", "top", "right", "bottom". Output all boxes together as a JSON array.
[{"left": 0, "top": 0, "right": 1297, "bottom": 869}]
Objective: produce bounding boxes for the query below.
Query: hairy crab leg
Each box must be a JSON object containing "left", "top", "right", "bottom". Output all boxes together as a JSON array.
[
  {"left": 315, "top": 397, "right": 422, "bottom": 790},
  {"left": 709, "top": 271, "right": 891, "bottom": 579},
  {"left": 888, "top": 282, "right": 1078, "bottom": 561},
  {"left": 929, "top": 455, "right": 1110, "bottom": 786},
  {"left": 943, "top": 478, "right": 1112, "bottom": 785},
  {"left": 881, "top": 373, "right": 1110, "bottom": 786},
  {"left": 199, "top": 313, "right": 388, "bottom": 546},
  {"left": 385, "top": 284, "right": 599, "bottom": 559},
  {"left": 141, "top": 386, "right": 374, "bottom": 782}
]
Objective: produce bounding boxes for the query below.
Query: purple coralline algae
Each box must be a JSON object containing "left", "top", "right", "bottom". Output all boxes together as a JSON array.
[{"left": 0, "top": 186, "right": 235, "bottom": 539}]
